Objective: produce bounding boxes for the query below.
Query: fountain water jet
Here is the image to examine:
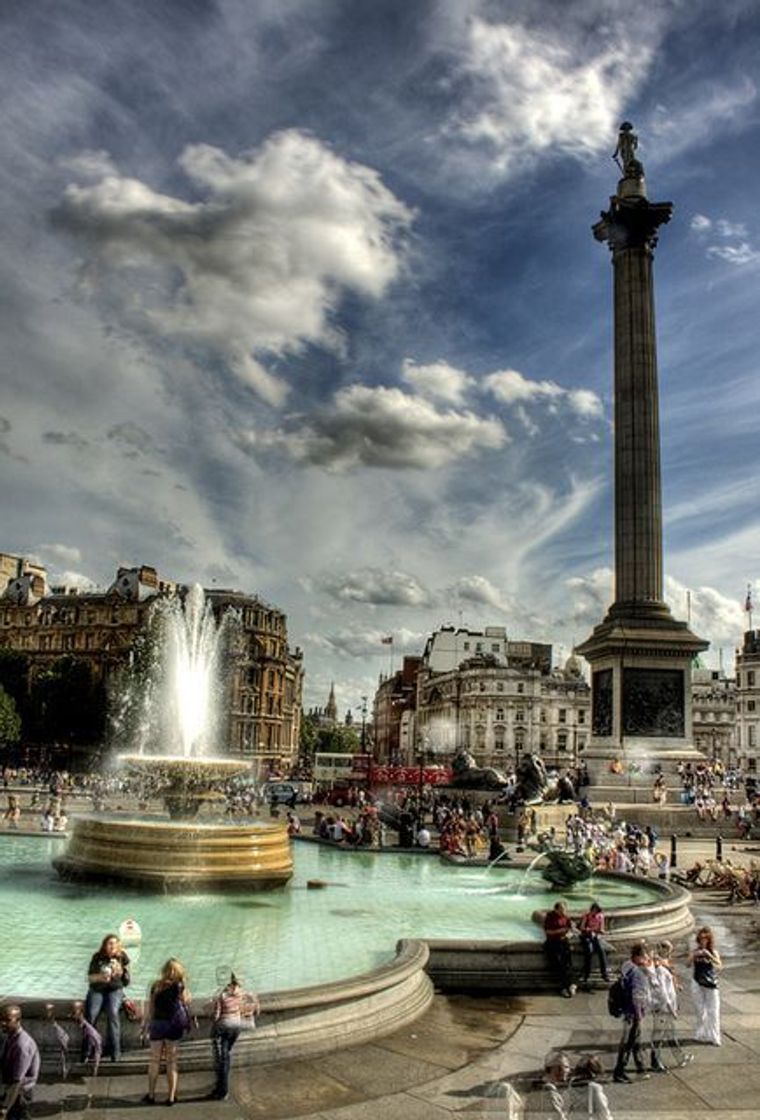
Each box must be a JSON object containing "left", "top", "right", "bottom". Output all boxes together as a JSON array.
[{"left": 54, "top": 585, "right": 293, "bottom": 891}]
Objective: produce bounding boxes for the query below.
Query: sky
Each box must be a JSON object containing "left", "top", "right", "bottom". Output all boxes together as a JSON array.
[{"left": 2, "top": 0, "right": 760, "bottom": 716}]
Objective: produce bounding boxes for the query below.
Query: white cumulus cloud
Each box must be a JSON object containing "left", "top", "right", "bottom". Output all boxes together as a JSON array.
[
  {"left": 449, "top": 14, "right": 653, "bottom": 177},
  {"left": 401, "top": 358, "right": 474, "bottom": 404},
  {"left": 237, "top": 384, "right": 507, "bottom": 471},
  {"left": 55, "top": 130, "right": 414, "bottom": 404}
]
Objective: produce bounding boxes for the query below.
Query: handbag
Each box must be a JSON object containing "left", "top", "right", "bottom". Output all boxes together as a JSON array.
[{"left": 123, "top": 998, "right": 142, "bottom": 1022}]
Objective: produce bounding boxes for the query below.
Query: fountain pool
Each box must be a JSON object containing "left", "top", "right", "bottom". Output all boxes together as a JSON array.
[{"left": 1, "top": 836, "right": 660, "bottom": 1000}]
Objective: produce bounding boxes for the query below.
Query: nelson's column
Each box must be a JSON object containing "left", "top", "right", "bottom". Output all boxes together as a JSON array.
[{"left": 577, "top": 123, "right": 708, "bottom": 777}]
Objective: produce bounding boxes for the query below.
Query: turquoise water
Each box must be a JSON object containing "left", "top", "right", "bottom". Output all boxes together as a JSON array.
[{"left": 0, "top": 837, "right": 657, "bottom": 999}]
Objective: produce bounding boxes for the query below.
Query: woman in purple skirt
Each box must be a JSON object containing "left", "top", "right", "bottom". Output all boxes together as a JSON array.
[{"left": 142, "top": 959, "right": 191, "bottom": 1106}]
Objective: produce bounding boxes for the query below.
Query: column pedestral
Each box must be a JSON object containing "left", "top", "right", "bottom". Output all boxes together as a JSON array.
[{"left": 578, "top": 605, "right": 708, "bottom": 780}]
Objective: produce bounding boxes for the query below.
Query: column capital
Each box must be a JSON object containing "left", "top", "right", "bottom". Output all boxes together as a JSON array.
[{"left": 593, "top": 195, "right": 673, "bottom": 254}]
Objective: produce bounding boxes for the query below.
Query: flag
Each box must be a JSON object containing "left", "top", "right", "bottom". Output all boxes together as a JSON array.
[
  {"left": 381, "top": 635, "right": 393, "bottom": 645},
  {"left": 745, "top": 586, "right": 753, "bottom": 613}
]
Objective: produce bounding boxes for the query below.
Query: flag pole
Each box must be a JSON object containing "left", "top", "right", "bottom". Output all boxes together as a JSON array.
[{"left": 745, "top": 584, "right": 753, "bottom": 632}]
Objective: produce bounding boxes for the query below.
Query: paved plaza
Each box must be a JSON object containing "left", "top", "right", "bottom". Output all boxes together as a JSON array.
[{"left": 16, "top": 835, "right": 760, "bottom": 1120}]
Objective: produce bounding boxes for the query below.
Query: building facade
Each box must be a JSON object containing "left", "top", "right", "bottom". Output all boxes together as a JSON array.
[
  {"left": 691, "top": 667, "right": 736, "bottom": 767},
  {"left": 374, "top": 627, "right": 590, "bottom": 770},
  {"left": 735, "top": 631, "right": 760, "bottom": 773},
  {"left": 0, "top": 552, "right": 303, "bottom": 772}
]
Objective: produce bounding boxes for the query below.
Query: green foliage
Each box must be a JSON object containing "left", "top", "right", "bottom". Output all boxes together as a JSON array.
[
  {"left": 299, "top": 711, "right": 320, "bottom": 756},
  {"left": 30, "top": 657, "right": 106, "bottom": 744},
  {"left": 298, "top": 712, "right": 361, "bottom": 756},
  {"left": 0, "top": 685, "right": 21, "bottom": 747},
  {"left": 317, "top": 723, "right": 361, "bottom": 754}
]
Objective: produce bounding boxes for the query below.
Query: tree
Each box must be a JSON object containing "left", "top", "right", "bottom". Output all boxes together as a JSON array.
[
  {"left": 299, "top": 711, "right": 320, "bottom": 758},
  {"left": 0, "top": 685, "right": 21, "bottom": 749},
  {"left": 317, "top": 724, "right": 361, "bottom": 754},
  {"left": 30, "top": 657, "right": 106, "bottom": 745},
  {"left": 0, "top": 649, "right": 30, "bottom": 731}
]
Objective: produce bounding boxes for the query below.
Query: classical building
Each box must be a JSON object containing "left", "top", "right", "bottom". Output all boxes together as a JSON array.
[
  {"left": 0, "top": 552, "right": 303, "bottom": 772},
  {"left": 735, "top": 631, "right": 760, "bottom": 773},
  {"left": 691, "top": 666, "right": 736, "bottom": 767},
  {"left": 373, "top": 627, "right": 589, "bottom": 770}
]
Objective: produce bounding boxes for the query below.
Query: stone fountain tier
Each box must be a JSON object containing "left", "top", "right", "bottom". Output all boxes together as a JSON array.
[
  {"left": 118, "top": 754, "right": 250, "bottom": 820},
  {"left": 53, "top": 816, "right": 293, "bottom": 892},
  {"left": 53, "top": 754, "right": 293, "bottom": 891}
]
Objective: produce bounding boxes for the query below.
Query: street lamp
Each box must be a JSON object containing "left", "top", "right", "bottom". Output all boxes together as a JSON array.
[{"left": 360, "top": 695, "right": 368, "bottom": 753}]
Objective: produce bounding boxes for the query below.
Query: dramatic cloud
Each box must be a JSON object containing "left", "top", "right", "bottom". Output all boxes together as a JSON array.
[
  {"left": 401, "top": 359, "right": 474, "bottom": 404},
  {"left": 107, "top": 422, "right": 161, "bottom": 457},
  {"left": 42, "top": 431, "right": 89, "bottom": 450},
  {"left": 305, "top": 627, "right": 425, "bottom": 659},
  {"left": 313, "top": 568, "right": 434, "bottom": 607},
  {"left": 449, "top": 14, "right": 653, "bottom": 177},
  {"left": 237, "top": 384, "right": 507, "bottom": 470},
  {"left": 447, "top": 575, "right": 510, "bottom": 611},
  {"left": 55, "top": 130, "right": 414, "bottom": 404},
  {"left": 664, "top": 576, "right": 745, "bottom": 647},
  {"left": 484, "top": 369, "right": 603, "bottom": 420},
  {"left": 35, "top": 543, "right": 82, "bottom": 567}
]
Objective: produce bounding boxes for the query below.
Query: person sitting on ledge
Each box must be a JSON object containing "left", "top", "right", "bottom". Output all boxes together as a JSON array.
[{"left": 543, "top": 901, "right": 577, "bottom": 999}]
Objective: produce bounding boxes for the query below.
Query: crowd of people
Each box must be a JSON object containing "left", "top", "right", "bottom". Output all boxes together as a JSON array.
[{"left": 0, "top": 755, "right": 752, "bottom": 1118}]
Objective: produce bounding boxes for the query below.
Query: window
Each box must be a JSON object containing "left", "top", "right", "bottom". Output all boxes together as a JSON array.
[
  {"left": 476, "top": 642, "right": 483, "bottom": 652},
  {"left": 515, "top": 709, "right": 525, "bottom": 722},
  {"left": 463, "top": 642, "right": 470, "bottom": 651},
  {"left": 749, "top": 671, "right": 756, "bottom": 687},
  {"left": 492, "top": 643, "right": 500, "bottom": 653},
  {"left": 495, "top": 708, "right": 505, "bottom": 722},
  {"left": 496, "top": 682, "right": 504, "bottom": 692},
  {"left": 749, "top": 725, "right": 757, "bottom": 748},
  {"left": 557, "top": 732, "right": 568, "bottom": 751},
  {"left": 749, "top": 701, "right": 756, "bottom": 712},
  {"left": 578, "top": 710, "right": 586, "bottom": 724},
  {"left": 558, "top": 709, "right": 567, "bottom": 723},
  {"left": 517, "top": 683, "right": 524, "bottom": 694},
  {"left": 479, "top": 682, "right": 485, "bottom": 692}
]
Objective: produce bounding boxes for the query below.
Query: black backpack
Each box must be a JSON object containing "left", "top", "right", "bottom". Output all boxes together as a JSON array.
[{"left": 607, "top": 973, "right": 627, "bottom": 1018}]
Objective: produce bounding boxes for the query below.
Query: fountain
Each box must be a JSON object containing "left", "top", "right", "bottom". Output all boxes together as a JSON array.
[{"left": 53, "top": 585, "right": 293, "bottom": 891}]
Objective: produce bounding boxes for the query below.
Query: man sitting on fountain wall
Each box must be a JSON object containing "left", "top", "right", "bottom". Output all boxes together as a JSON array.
[{"left": 543, "top": 901, "right": 577, "bottom": 999}]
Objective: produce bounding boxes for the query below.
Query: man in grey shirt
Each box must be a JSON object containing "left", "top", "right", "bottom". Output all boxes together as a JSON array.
[{"left": 0, "top": 1005, "right": 40, "bottom": 1120}]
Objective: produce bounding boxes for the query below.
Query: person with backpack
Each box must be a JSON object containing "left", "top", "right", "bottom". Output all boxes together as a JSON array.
[{"left": 612, "top": 942, "right": 654, "bottom": 1083}]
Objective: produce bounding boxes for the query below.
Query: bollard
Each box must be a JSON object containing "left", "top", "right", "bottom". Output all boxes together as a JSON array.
[
  {"left": 716, "top": 833, "right": 723, "bottom": 862},
  {"left": 670, "top": 833, "right": 677, "bottom": 869}
]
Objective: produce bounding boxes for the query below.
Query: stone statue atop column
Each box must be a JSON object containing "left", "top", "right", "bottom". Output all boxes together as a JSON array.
[{"left": 613, "top": 121, "right": 643, "bottom": 179}]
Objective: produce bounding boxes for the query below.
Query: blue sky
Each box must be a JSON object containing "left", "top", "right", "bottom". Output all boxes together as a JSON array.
[{"left": 1, "top": 0, "right": 759, "bottom": 714}]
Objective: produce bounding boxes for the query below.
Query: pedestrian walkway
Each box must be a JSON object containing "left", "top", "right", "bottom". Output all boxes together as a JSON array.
[{"left": 27, "top": 937, "right": 760, "bottom": 1119}]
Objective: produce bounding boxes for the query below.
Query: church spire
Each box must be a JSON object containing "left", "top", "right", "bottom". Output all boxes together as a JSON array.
[{"left": 325, "top": 681, "right": 337, "bottom": 723}]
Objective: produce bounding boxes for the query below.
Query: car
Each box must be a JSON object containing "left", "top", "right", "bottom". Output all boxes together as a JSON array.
[{"left": 262, "top": 782, "right": 299, "bottom": 806}]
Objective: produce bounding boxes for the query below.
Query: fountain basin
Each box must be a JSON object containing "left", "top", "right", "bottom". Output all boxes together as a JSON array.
[{"left": 53, "top": 816, "right": 293, "bottom": 891}]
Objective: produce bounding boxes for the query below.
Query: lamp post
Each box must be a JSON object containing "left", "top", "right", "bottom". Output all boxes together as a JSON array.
[
  {"left": 417, "top": 732, "right": 430, "bottom": 833},
  {"left": 360, "top": 695, "right": 368, "bottom": 753}
]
